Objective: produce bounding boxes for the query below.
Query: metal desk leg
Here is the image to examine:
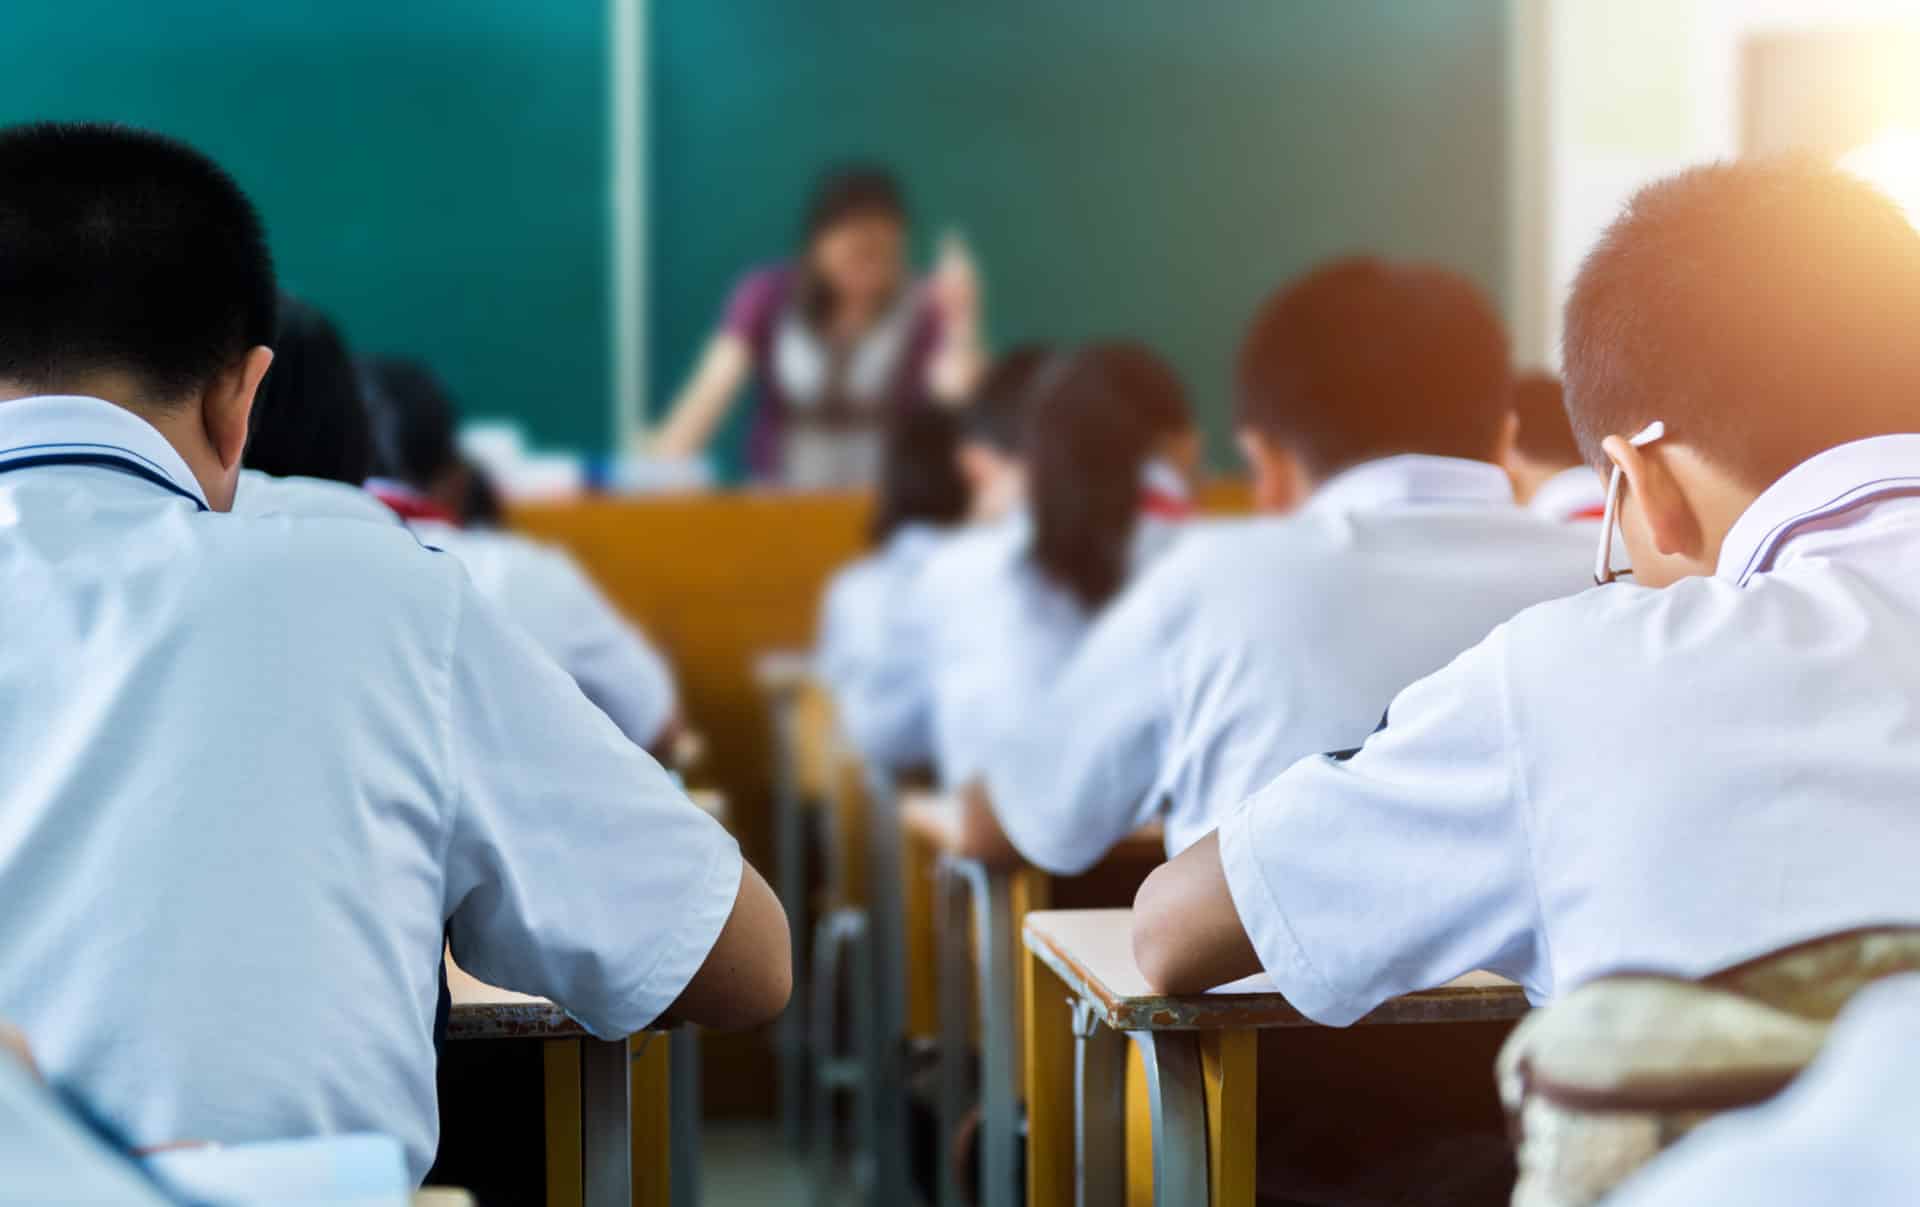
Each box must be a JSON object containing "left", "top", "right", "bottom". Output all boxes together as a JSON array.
[
  {"left": 961, "top": 861, "right": 1020, "bottom": 1207},
  {"left": 771, "top": 696, "right": 811, "bottom": 1152},
  {"left": 670, "top": 1028, "right": 702, "bottom": 1207},
  {"left": 934, "top": 859, "right": 973, "bottom": 1207},
  {"left": 581, "top": 1037, "right": 633, "bottom": 1207},
  {"left": 862, "top": 770, "right": 912, "bottom": 1206},
  {"left": 1072, "top": 1001, "right": 1128, "bottom": 1207},
  {"left": 1130, "top": 1031, "right": 1210, "bottom": 1207}
]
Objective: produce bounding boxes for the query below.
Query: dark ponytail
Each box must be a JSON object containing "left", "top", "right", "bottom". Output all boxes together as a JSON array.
[{"left": 1023, "top": 342, "right": 1192, "bottom": 611}]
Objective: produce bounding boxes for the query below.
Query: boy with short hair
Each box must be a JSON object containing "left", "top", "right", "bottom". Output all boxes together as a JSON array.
[
  {"left": 0, "top": 122, "right": 789, "bottom": 1182},
  {"left": 1501, "top": 371, "right": 1606, "bottom": 521},
  {"left": 964, "top": 258, "right": 1592, "bottom": 870},
  {"left": 1135, "top": 160, "right": 1920, "bottom": 1024}
]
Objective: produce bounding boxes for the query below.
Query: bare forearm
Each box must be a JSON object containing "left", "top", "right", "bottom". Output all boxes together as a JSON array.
[{"left": 1131, "top": 833, "right": 1261, "bottom": 993}]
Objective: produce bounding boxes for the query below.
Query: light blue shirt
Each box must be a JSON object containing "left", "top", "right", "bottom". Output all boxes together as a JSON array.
[
  {"left": 988, "top": 455, "right": 1593, "bottom": 869},
  {"left": 0, "top": 396, "right": 741, "bottom": 1182},
  {"left": 1221, "top": 437, "right": 1920, "bottom": 1025},
  {"left": 815, "top": 523, "right": 951, "bottom": 770}
]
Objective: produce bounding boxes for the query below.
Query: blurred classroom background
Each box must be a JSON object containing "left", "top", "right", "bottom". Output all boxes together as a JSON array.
[{"left": 11, "top": 0, "right": 1920, "bottom": 1200}]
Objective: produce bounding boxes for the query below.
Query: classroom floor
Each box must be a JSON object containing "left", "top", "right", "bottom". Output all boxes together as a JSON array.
[{"left": 702, "top": 1121, "right": 857, "bottom": 1207}]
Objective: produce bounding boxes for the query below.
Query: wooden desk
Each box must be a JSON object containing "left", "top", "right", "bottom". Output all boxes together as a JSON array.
[
  {"left": 446, "top": 962, "right": 672, "bottom": 1207},
  {"left": 1022, "top": 910, "right": 1528, "bottom": 1207},
  {"left": 903, "top": 798, "right": 1164, "bottom": 1207}
]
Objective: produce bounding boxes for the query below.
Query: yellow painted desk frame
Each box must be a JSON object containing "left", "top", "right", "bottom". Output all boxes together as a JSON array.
[{"left": 1022, "top": 910, "right": 1529, "bottom": 1207}]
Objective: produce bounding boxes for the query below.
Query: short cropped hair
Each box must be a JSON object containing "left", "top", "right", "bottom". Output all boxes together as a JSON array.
[
  {"left": 0, "top": 122, "right": 276, "bottom": 402},
  {"left": 1564, "top": 159, "right": 1920, "bottom": 488},
  {"left": 1510, "top": 372, "right": 1580, "bottom": 467},
  {"left": 244, "top": 296, "right": 372, "bottom": 485},
  {"left": 870, "top": 406, "right": 968, "bottom": 545},
  {"left": 964, "top": 343, "right": 1055, "bottom": 455},
  {"left": 361, "top": 358, "right": 461, "bottom": 490},
  {"left": 1236, "top": 257, "right": 1511, "bottom": 478}
]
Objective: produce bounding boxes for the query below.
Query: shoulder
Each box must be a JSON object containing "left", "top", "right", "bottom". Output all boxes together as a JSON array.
[
  {"left": 232, "top": 471, "right": 399, "bottom": 527},
  {"left": 918, "top": 516, "right": 1025, "bottom": 592},
  {"left": 723, "top": 262, "right": 796, "bottom": 331},
  {"left": 203, "top": 508, "right": 469, "bottom": 622},
  {"left": 1498, "top": 573, "right": 1742, "bottom": 677}
]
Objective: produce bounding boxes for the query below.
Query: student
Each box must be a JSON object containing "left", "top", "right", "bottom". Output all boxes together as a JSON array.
[
  {"left": 233, "top": 293, "right": 398, "bottom": 525},
  {"left": 0, "top": 122, "right": 789, "bottom": 1183},
  {"left": 1502, "top": 371, "right": 1606, "bottom": 521},
  {"left": 816, "top": 406, "right": 969, "bottom": 769},
  {"left": 1133, "top": 161, "right": 1920, "bottom": 1029},
  {"left": 361, "top": 357, "right": 684, "bottom": 754},
  {"left": 845, "top": 344, "right": 1053, "bottom": 770},
  {"left": 966, "top": 259, "right": 1593, "bottom": 869},
  {"left": 920, "top": 342, "right": 1198, "bottom": 789}
]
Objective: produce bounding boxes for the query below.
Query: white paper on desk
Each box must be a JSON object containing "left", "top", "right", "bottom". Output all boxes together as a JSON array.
[
  {"left": 1207, "top": 972, "right": 1281, "bottom": 995},
  {"left": 145, "top": 1132, "right": 409, "bottom": 1206}
]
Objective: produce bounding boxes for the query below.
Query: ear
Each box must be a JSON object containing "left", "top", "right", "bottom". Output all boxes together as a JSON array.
[
  {"left": 202, "top": 345, "right": 273, "bottom": 474},
  {"left": 1602, "top": 431, "right": 1704, "bottom": 563},
  {"left": 1237, "top": 428, "right": 1308, "bottom": 514}
]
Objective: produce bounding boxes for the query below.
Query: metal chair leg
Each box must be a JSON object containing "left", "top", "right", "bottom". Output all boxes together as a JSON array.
[
  {"left": 810, "top": 908, "right": 867, "bottom": 1205},
  {"left": 934, "top": 859, "right": 974, "bottom": 1207},
  {"left": 772, "top": 696, "right": 811, "bottom": 1154},
  {"left": 1131, "top": 1031, "right": 1211, "bottom": 1207},
  {"left": 1072, "top": 1000, "right": 1128, "bottom": 1207}
]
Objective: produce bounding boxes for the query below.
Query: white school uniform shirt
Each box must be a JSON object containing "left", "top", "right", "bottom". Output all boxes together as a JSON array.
[
  {"left": 1527, "top": 465, "right": 1606, "bottom": 523},
  {"left": 1609, "top": 973, "right": 1920, "bottom": 1207},
  {"left": 1218, "top": 434, "right": 1920, "bottom": 1027},
  {"left": 917, "top": 507, "right": 1185, "bottom": 789},
  {"left": 407, "top": 519, "right": 678, "bottom": 750},
  {"left": 986, "top": 456, "right": 1593, "bottom": 871},
  {"left": 232, "top": 468, "right": 402, "bottom": 527},
  {"left": 815, "top": 522, "right": 950, "bottom": 769},
  {"left": 0, "top": 396, "right": 741, "bottom": 1182}
]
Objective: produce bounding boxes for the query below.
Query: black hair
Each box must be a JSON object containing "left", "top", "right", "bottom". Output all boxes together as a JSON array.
[
  {"left": 360, "top": 357, "right": 462, "bottom": 490},
  {"left": 1565, "top": 158, "right": 1920, "bottom": 488},
  {"left": 461, "top": 460, "right": 504, "bottom": 529},
  {"left": 963, "top": 343, "right": 1055, "bottom": 455},
  {"left": 1509, "top": 372, "right": 1580, "bottom": 468},
  {"left": 1024, "top": 342, "right": 1193, "bottom": 611},
  {"left": 1236, "top": 256, "right": 1510, "bottom": 479},
  {"left": 796, "top": 163, "right": 908, "bottom": 327},
  {"left": 243, "top": 295, "right": 372, "bottom": 485},
  {"left": 0, "top": 121, "right": 277, "bottom": 403},
  {"left": 869, "top": 406, "right": 968, "bottom": 545}
]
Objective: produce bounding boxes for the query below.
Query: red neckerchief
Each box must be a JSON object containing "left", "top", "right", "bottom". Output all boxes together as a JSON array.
[
  {"left": 368, "top": 482, "right": 460, "bottom": 526},
  {"left": 1140, "top": 488, "right": 1196, "bottom": 520}
]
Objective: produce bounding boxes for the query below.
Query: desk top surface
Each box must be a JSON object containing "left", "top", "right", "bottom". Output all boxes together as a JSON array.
[
  {"left": 901, "top": 792, "right": 1164, "bottom": 864},
  {"left": 445, "top": 958, "right": 585, "bottom": 1040},
  {"left": 1024, "top": 909, "right": 1527, "bottom": 1031}
]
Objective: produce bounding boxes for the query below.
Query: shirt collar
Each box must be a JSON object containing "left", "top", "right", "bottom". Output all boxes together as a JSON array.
[
  {"left": 1716, "top": 434, "right": 1920, "bottom": 584},
  {"left": 1528, "top": 466, "right": 1607, "bottom": 523},
  {"left": 1308, "top": 454, "right": 1513, "bottom": 515},
  {"left": 0, "top": 394, "right": 209, "bottom": 509}
]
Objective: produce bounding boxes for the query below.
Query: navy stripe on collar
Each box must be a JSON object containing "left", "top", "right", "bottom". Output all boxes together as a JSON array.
[
  {"left": 0, "top": 452, "right": 209, "bottom": 512},
  {"left": 1736, "top": 476, "right": 1920, "bottom": 584}
]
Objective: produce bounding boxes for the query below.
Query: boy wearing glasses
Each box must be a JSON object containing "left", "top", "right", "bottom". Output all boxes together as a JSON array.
[{"left": 1133, "top": 160, "right": 1920, "bottom": 1021}]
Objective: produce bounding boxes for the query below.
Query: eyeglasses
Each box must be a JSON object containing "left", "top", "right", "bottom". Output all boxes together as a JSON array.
[{"left": 1594, "top": 420, "right": 1666, "bottom": 586}]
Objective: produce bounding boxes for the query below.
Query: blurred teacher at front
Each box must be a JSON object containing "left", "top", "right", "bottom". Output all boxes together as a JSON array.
[{"left": 651, "top": 165, "right": 985, "bottom": 489}]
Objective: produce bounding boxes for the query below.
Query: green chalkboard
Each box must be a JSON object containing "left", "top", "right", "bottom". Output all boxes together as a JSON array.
[
  {"left": 651, "top": 0, "right": 1509, "bottom": 475},
  {"left": 0, "top": 0, "right": 613, "bottom": 450}
]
